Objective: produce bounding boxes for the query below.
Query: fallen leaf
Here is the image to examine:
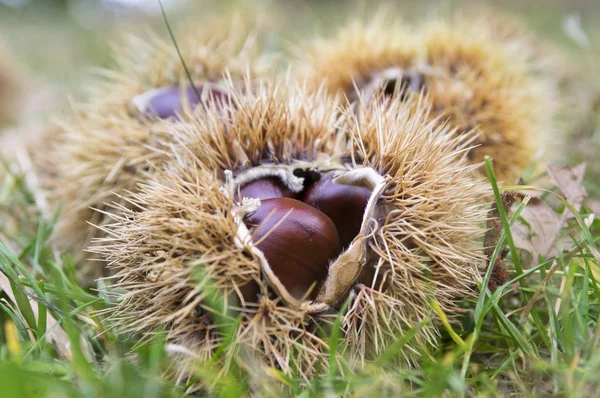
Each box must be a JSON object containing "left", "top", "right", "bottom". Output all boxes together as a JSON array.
[
  {"left": 512, "top": 198, "right": 561, "bottom": 261},
  {"left": 586, "top": 199, "right": 600, "bottom": 215},
  {"left": 547, "top": 164, "right": 587, "bottom": 213},
  {"left": 512, "top": 164, "right": 587, "bottom": 264}
]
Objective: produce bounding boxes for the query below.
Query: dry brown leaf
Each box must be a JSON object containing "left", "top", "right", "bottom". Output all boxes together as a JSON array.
[
  {"left": 586, "top": 199, "right": 600, "bottom": 215},
  {"left": 547, "top": 164, "right": 587, "bottom": 213},
  {"left": 512, "top": 164, "right": 587, "bottom": 264},
  {"left": 512, "top": 198, "right": 561, "bottom": 261}
]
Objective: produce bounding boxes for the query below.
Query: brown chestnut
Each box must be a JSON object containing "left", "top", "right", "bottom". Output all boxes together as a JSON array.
[
  {"left": 244, "top": 197, "right": 341, "bottom": 300},
  {"left": 302, "top": 175, "right": 372, "bottom": 249},
  {"left": 236, "top": 278, "right": 261, "bottom": 304},
  {"left": 236, "top": 177, "right": 296, "bottom": 202}
]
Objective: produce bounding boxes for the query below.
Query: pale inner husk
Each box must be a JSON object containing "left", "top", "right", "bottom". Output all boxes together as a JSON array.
[{"left": 230, "top": 163, "right": 388, "bottom": 314}]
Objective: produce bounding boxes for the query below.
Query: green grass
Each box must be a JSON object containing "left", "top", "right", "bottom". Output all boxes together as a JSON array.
[{"left": 1, "top": 154, "right": 600, "bottom": 397}]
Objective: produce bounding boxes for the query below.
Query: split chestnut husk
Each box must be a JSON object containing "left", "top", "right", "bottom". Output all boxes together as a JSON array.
[
  {"left": 91, "top": 77, "right": 488, "bottom": 383},
  {"left": 299, "top": 13, "right": 560, "bottom": 183},
  {"left": 39, "top": 15, "right": 271, "bottom": 281}
]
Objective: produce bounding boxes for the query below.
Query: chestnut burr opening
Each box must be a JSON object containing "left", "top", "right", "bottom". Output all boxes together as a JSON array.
[
  {"left": 383, "top": 72, "right": 424, "bottom": 100},
  {"left": 237, "top": 169, "right": 374, "bottom": 301},
  {"left": 359, "top": 68, "right": 426, "bottom": 106}
]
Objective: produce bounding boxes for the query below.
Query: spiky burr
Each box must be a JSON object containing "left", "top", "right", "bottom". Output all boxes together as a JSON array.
[
  {"left": 91, "top": 76, "right": 488, "bottom": 383},
  {"left": 298, "top": 13, "right": 559, "bottom": 183},
  {"left": 40, "top": 14, "right": 272, "bottom": 281}
]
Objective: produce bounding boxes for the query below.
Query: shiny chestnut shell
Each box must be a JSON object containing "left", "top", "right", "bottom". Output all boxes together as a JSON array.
[
  {"left": 236, "top": 177, "right": 296, "bottom": 202},
  {"left": 138, "top": 84, "right": 232, "bottom": 119},
  {"left": 244, "top": 197, "right": 341, "bottom": 300},
  {"left": 302, "top": 175, "right": 372, "bottom": 249}
]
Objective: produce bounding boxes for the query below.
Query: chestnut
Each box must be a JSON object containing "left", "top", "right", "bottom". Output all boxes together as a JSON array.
[
  {"left": 360, "top": 68, "right": 425, "bottom": 107},
  {"left": 130, "top": 83, "right": 232, "bottom": 120},
  {"left": 237, "top": 279, "right": 261, "bottom": 304},
  {"left": 302, "top": 174, "right": 372, "bottom": 249},
  {"left": 236, "top": 177, "right": 296, "bottom": 202},
  {"left": 244, "top": 197, "right": 341, "bottom": 300},
  {"left": 380, "top": 70, "right": 424, "bottom": 101}
]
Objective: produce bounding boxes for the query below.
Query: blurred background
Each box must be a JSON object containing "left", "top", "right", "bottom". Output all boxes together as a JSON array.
[
  {"left": 1, "top": 0, "right": 598, "bottom": 93},
  {"left": 0, "top": 0, "right": 599, "bottom": 165}
]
